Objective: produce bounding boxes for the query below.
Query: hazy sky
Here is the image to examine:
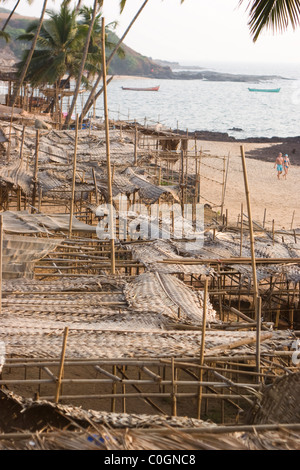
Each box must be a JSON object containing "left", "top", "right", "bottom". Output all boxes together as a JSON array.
[{"left": 2, "top": 0, "right": 300, "bottom": 65}]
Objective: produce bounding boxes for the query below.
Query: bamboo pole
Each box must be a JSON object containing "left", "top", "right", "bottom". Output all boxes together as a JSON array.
[
  {"left": 92, "top": 168, "right": 99, "bottom": 206},
  {"left": 240, "top": 203, "right": 243, "bottom": 257},
  {"left": 171, "top": 357, "right": 177, "bottom": 416},
  {"left": 240, "top": 146, "right": 258, "bottom": 317},
  {"left": 55, "top": 327, "right": 69, "bottom": 404},
  {"left": 31, "top": 129, "right": 40, "bottom": 212},
  {"left": 68, "top": 115, "right": 79, "bottom": 238},
  {"left": 256, "top": 296, "right": 262, "bottom": 381},
  {"left": 197, "top": 278, "right": 208, "bottom": 419},
  {"left": 134, "top": 124, "right": 138, "bottom": 165},
  {"left": 291, "top": 210, "right": 295, "bottom": 230},
  {"left": 263, "top": 208, "right": 267, "bottom": 228},
  {"left": 19, "top": 125, "right": 26, "bottom": 164},
  {"left": 102, "top": 17, "right": 115, "bottom": 275}
]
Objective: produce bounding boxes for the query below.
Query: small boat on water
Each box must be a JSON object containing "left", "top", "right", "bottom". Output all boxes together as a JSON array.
[
  {"left": 121, "top": 86, "right": 160, "bottom": 91},
  {"left": 248, "top": 88, "right": 281, "bottom": 93}
]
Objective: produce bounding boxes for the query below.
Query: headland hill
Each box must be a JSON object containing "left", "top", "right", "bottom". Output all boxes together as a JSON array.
[
  {"left": 0, "top": 7, "right": 299, "bottom": 152},
  {"left": 0, "top": 6, "right": 291, "bottom": 86}
]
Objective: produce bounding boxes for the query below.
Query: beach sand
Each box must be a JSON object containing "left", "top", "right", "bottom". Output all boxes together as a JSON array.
[{"left": 185, "top": 140, "right": 300, "bottom": 230}]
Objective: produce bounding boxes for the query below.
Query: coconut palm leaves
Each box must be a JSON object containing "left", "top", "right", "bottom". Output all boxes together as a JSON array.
[
  {"left": 240, "top": 0, "right": 300, "bottom": 41},
  {"left": 119, "top": 0, "right": 300, "bottom": 42},
  {"left": 16, "top": 2, "right": 83, "bottom": 87},
  {"left": 16, "top": 1, "right": 118, "bottom": 89}
]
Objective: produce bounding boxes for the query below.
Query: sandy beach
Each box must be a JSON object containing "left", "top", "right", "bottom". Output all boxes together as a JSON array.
[{"left": 185, "top": 139, "right": 300, "bottom": 230}]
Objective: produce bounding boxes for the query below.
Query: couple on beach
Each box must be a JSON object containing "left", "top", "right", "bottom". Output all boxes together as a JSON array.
[{"left": 274, "top": 152, "right": 290, "bottom": 180}]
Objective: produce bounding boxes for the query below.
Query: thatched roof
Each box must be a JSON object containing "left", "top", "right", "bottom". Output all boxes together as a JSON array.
[
  {"left": 124, "top": 271, "right": 217, "bottom": 324},
  {"left": 2, "top": 234, "right": 62, "bottom": 279},
  {"left": 0, "top": 389, "right": 299, "bottom": 450},
  {"left": 2, "top": 210, "right": 96, "bottom": 234},
  {"left": 249, "top": 372, "right": 300, "bottom": 425}
]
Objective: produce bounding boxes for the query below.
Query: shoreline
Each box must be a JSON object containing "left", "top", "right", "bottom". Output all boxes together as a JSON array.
[{"left": 174, "top": 128, "right": 300, "bottom": 144}]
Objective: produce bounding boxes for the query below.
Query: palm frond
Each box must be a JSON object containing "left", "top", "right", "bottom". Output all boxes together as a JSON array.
[
  {"left": 119, "top": 0, "right": 126, "bottom": 13},
  {"left": 240, "top": 0, "right": 300, "bottom": 41},
  {"left": 0, "top": 30, "right": 10, "bottom": 43}
]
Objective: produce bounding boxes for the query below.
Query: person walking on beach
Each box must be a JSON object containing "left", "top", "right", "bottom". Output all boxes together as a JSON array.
[
  {"left": 283, "top": 154, "right": 291, "bottom": 180},
  {"left": 274, "top": 153, "right": 284, "bottom": 179}
]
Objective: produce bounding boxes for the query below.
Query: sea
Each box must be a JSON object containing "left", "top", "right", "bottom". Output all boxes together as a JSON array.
[{"left": 91, "top": 61, "right": 300, "bottom": 140}]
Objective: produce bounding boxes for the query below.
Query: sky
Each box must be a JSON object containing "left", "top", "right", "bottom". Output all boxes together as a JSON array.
[{"left": 1, "top": 0, "right": 300, "bottom": 66}]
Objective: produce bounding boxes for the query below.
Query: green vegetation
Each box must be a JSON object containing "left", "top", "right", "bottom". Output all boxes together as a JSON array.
[{"left": 0, "top": 6, "right": 171, "bottom": 78}]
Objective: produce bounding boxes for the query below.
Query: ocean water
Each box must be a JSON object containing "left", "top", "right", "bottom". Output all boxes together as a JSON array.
[{"left": 92, "top": 61, "right": 300, "bottom": 140}]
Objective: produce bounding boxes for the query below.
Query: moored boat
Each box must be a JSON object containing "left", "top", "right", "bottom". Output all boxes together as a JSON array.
[
  {"left": 121, "top": 86, "right": 160, "bottom": 91},
  {"left": 248, "top": 88, "right": 281, "bottom": 93}
]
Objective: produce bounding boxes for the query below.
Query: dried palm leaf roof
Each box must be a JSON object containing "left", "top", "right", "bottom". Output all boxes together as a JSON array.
[
  {"left": 124, "top": 271, "right": 217, "bottom": 325},
  {"left": 0, "top": 162, "right": 33, "bottom": 194},
  {"left": 128, "top": 239, "right": 214, "bottom": 275},
  {"left": 174, "top": 231, "right": 300, "bottom": 281},
  {"left": 1, "top": 234, "right": 63, "bottom": 280},
  {"left": 0, "top": 389, "right": 299, "bottom": 450},
  {"left": 0, "top": 290, "right": 292, "bottom": 359},
  {"left": 2, "top": 211, "right": 96, "bottom": 234},
  {"left": 125, "top": 167, "right": 179, "bottom": 203},
  {"left": 250, "top": 372, "right": 300, "bottom": 425}
]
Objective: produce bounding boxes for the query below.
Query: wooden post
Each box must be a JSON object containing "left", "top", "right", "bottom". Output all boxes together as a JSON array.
[
  {"left": 55, "top": 327, "right": 69, "bottom": 404},
  {"left": 240, "top": 203, "right": 243, "bottom": 257},
  {"left": 291, "top": 210, "right": 295, "bottom": 230},
  {"left": 197, "top": 278, "right": 208, "bottom": 419},
  {"left": 92, "top": 168, "right": 99, "bottom": 206},
  {"left": 180, "top": 150, "right": 184, "bottom": 215},
  {"left": 240, "top": 145, "right": 258, "bottom": 319},
  {"left": 262, "top": 208, "right": 267, "bottom": 228},
  {"left": 111, "top": 364, "right": 117, "bottom": 412},
  {"left": 68, "top": 115, "right": 79, "bottom": 238},
  {"left": 256, "top": 296, "right": 262, "bottom": 381},
  {"left": 272, "top": 219, "right": 275, "bottom": 245},
  {"left": 17, "top": 188, "right": 21, "bottom": 212},
  {"left": 31, "top": 129, "right": 40, "bottom": 213},
  {"left": 19, "top": 125, "right": 26, "bottom": 165},
  {"left": 171, "top": 357, "right": 177, "bottom": 416},
  {"left": 134, "top": 124, "right": 138, "bottom": 166},
  {"left": 102, "top": 17, "right": 115, "bottom": 275}
]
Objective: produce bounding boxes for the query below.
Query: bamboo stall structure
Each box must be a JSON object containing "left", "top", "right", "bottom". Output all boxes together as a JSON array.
[{"left": 0, "top": 115, "right": 299, "bottom": 429}]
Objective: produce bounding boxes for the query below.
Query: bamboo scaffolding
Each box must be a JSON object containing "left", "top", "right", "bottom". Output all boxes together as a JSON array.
[
  {"left": 197, "top": 278, "right": 208, "bottom": 419},
  {"left": 68, "top": 115, "right": 79, "bottom": 238},
  {"left": 55, "top": 326, "right": 69, "bottom": 404},
  {"left": 102, "top": 17, "right": 115, "bottom": 275}
]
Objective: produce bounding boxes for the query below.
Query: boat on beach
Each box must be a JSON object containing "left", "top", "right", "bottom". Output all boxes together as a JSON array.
[
  {"left": 248, "top": 88, "right": 281, "bottom": 93},
  {"left": 121, "top": 85, "right": 160, "bottom": 91}
]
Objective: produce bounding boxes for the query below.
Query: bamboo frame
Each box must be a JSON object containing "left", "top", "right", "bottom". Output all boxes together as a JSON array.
[{"left": 1, "top": 347, "right": 295, "bottom": 424}]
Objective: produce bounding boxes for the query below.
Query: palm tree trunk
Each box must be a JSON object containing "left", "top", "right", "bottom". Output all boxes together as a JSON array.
[
  {"left": 79, "top": 0, "right": 149, "bottom": 124},
  {"left": 64, "top": 0, "right": 99, "bottom": 129},
  {"left": 75, "top": 0, "right": 83, "bottom": 12},
  {"left": 10, "top": 0, "right": 48, "bottom": 107},
  {"left": 1, "top": 0, "right": 21, "bottom": 31}
]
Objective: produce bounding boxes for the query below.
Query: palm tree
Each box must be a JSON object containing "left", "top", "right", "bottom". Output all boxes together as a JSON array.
[
  {"left": 239, "top": 0, "right": 300, "bottom": 41},
  {"left": 119, "top": 0, "right": 300, "bottom": 41},
  {"left": 16, "top": 2, "right": 80, "bottom": 87},
  {"left": 79, "top": 0, "right": 149, "bottom": 123},
  {"left": 10, "top": 0, "right": 48, "bottom": 106},
  {"left": 64, "top": 0, "right": 102, "bottom": 128},
  {"left": 15, "top": 1, "right": 118, "bottom": 118},
  {"left": 0, "top": 0, "right": 34, "bottom": 38}
]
